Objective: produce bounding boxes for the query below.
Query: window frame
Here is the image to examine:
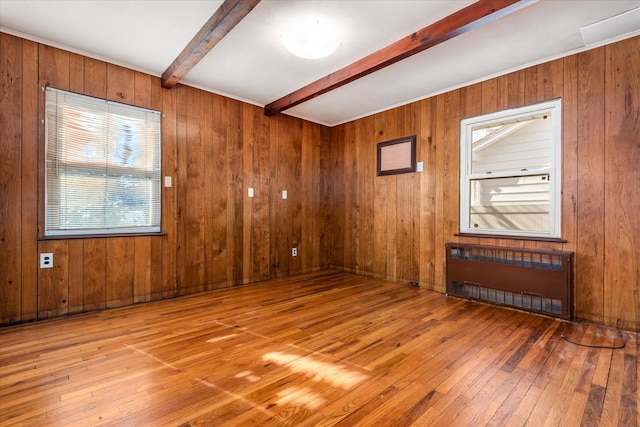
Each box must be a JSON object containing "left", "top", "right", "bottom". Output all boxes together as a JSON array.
[
  {"left": 459, "top": 99, "right": 562, "bottom": 239},
  {"left": 44, "top": 87, "right": 162, "bottom": 238}
]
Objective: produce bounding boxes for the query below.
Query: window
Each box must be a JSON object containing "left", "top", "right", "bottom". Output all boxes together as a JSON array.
[
  {"left": 459, "top": 99, "right": 562, "bottom": 238},
  {"left": 45, "top": 87, "right": 161, "bottom": 237}
]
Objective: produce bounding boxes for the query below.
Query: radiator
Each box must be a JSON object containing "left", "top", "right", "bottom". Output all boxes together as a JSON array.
[{"left": 445, "top": 243, "right": 573, "bottom": 319}]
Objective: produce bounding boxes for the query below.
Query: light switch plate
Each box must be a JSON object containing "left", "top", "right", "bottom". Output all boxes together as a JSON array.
[
  {"left": 282, "top": 190, "right": 287, "bottom": 199},
  {"left": 164, "top": 176, "right": 172, "bottom": 187},
  {"left": 248, "top": 187, "right": 254, "bottom": 198},
  {"left": 417, "top": 162, "right": 424, "bottom": 172}
]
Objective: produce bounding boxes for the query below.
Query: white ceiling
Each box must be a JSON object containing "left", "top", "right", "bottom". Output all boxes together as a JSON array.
[{"left": 1, "top": 0, "right": 639, "bottom": 127}]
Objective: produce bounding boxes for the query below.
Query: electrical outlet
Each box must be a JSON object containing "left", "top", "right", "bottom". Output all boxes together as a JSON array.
[
  {"left": 40, "top": 253, "right": 53, "bottom": 268},
  {"left": 292, "top": 248, "right": 297, "bottom": 257}
]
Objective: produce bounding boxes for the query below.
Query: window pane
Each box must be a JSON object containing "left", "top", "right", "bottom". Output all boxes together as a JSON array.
[
  {"left": 45, "top": 87, "right": 161, "bottom": 236},
  {"left": 471, "top": 114, "right": 551, "bottom": 174},
  {"left": 469, "top": 175, "right": 550, "bottom": 233}
]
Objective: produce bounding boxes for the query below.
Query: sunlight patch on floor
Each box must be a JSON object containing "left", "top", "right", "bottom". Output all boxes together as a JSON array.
[
  {"left": 263, "top": 351, "right": 368, "bottom": 389},
  {"left": 275, "top": 387, "right": 325, "bottom": 410}
]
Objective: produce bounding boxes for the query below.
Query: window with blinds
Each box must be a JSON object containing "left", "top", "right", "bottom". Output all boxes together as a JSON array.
[
  {"left": 45, "top": 87, "right": 161, "bottom": 236},
  {"left": 459, "top": 99, "right": 562, "bottom": 238}
]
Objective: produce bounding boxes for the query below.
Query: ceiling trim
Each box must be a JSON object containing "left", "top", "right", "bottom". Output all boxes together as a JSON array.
[
  {"left": 264, "top": 0, "right": 538, "bottom": 117},
  {"left": 161, "top": 0, "right": 261, "bottom": 89}
]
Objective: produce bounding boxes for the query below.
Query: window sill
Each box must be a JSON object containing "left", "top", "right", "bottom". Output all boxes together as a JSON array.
[
  {"left": 455, "top": 233, "right": 567, "bottom": 243},
  {"left": 38, "top": 232, "right": 167, "bottom": 241}
]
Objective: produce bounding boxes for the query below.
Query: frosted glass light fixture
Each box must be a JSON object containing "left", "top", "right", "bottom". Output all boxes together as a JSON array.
[{"left": 280, "top": 16, "right": 341, "bottom": 59}]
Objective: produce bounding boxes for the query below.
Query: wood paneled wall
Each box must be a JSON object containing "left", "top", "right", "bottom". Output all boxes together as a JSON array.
[
  {"left": 0, "top": 33, "right": 330, "bottom": 325},
  {"left": 1, "top": 33, "right": 638, "bottom": 330},
  {"left": 326, "top": 36, "right": 640, "bottom": 329}
]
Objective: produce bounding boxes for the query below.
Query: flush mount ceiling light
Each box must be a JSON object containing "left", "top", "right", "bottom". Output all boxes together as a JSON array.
[{"left": 280, "top": 16, "right": 341, "bottom": 59}]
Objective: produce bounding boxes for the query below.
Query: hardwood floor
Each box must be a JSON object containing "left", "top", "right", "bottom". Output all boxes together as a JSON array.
[{"left": 0, "top": 271, "right": 637, "bottom": 426}]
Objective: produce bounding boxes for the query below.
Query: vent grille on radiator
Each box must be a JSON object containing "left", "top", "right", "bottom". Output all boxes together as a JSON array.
[{"left": 446, "top": 243, "right": 573, "bottom": 319}]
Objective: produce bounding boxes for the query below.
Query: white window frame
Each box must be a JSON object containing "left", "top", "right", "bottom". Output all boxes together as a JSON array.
[
  {"left": 44, "top": 87, "right": 162, "bottom": 237},
  {"left": 459, "top": 99, "right": 562, "bottom": 239}
]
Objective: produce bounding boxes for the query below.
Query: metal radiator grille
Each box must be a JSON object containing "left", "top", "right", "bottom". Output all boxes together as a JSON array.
[
  {"left": 449, "top": 281, "right": 563, "bottom": 317},
  {"left": 446, "top": 243, "right": 573, "bottom": 319}
]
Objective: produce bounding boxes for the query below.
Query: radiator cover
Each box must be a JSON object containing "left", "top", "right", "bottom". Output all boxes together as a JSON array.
[{"left": 445, "top": 243, "right": 573, "bottom": 319}]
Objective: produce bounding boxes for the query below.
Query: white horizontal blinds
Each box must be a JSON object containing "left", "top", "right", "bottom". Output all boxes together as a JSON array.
[{"left": 45, "top": 87, "right": 161, "bottom": 236}]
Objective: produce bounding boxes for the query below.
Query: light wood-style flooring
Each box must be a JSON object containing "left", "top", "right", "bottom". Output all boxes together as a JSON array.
[{"left": 0, "top": 271, "right": 637, "bottom": 426}]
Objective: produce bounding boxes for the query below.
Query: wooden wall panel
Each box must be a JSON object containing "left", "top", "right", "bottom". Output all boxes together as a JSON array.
[
  {"left": 184, "top": 86, "right": 206, "bottom": 293},
  {"left": 225, "top": 98, "right": 244, "bottom": 283},
  {"left": 356, "top": 115, "right": 375, "bottom": 276},
  {"left": 83, "top": 239, "right": 107, "bottom": 312},
  {"left": 106, "top": 64, "right": 135, "bottom": 105},
  {"left": 327, "top": 36, "right": 640, "bottom": 328},
  {"left": 37, "top": 240, "right": 68, "bottom": 319},
  {"left": 105, "top": 237, "right": 134, "bottom": 307},
  {"left": 160, "top": 85, "right": 177, "bottom": 300},
  {"left": 20, "top": 39, "right": 39, "bottom": 322},
  {"left": 2, "top": 31, "right": 638, "bottom": 331},
  {"left": 418, "top": 98, "right": 436, "bottom": 291},
  {"left": 575, "top": 48, "right": 606, "bottom": 324},
  {"left": 84, "top": 58, "right": 107, "bottom": 98},
  {"left": 0, "top": 33, "right": 328, "bottom": 326},
  {"left": 0, "top": 33, "right": 23, "bottom": 324},
  {"left": 68, "top": 239, "right": 84, "bottom": 314},
  {"left": 603, "top": 40, "right": 640, "bottom": 330}
]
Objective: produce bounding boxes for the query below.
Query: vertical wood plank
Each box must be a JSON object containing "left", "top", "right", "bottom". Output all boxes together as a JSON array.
[
  {"left": 575, "top": 47, "right": 606, "bottom": 324},
  {"left": 184, "top": 86, "right": 205, "bottom": 293},
  {"left": 603, "top": 38, "right": 640, "bottom": 329},
  {"left": 330, "top": 125, "right": 346, "bottom": 272},
  {"left": 211, "top": 95, "right": 229, "bottom": 286},
  {"left": 134, "top": 71, "right": 152, "bottom": 109},
  {"left": 68, "top": 53, "right": 84, "bottom": 94},
  {"left": 343, "top": 121, "right": 356, "bottom": 272},
  {"left": 21, "top": 38, "right": 39, "bottom": 322},
  {"left": 106, "top": 237, "right": 134, "bottom": 307},
  {"left": 134, "top": 237, "right": 152, "bottom": 303},
  {"left": 203, "top": 92, "right": 216, "bottom": 287},
  {"left": 254, "top": 106, "right": 271, "bottom": 280},
  {"left": 67, "top": 240, "right": 84, "bottom": 314},
  {"left": 319, "top": 126, "right": 332, "bottom": 269},
  {"left": 37, "top": 240, "right": 68, "bottom": 320},
  {"left": 561, "top": 55, "right": 579, "bottom": 259},
  {"left": 0, "top": 34, "right": 23, "bottom": 324},
  {"left": 161, "top": 85, "right": 177, "bottom": 299},
  {"left": 481, "top": 78, "right": 498, "bottom": 114},
  {"left": 106, "top": 63, "right": 135, "bottom": 105},
  {"left": 507, "top": 69, "right": 525, "bottom": 109},
  {"left": 301, "top": 120, "right": 321, "bottom": 274},
  {"left": 539, "top": 58, "right": 564, "bottom": 102},
  {"left": 84, "top": 58, "right": 107, "bottom": 98},
  {"left": 419, "top": 98, "right": 437, "bottom": 290},
  {"left": 357, "top": 115, "right": 375, "bottom": 276},
  {"left": 434, "top": 89, "right": 461, "bottom": 292},
  {"left": 150, "top": 77, "right": 166, "bottom": 298},
  {"left": 226, "top": 98, "right": 243, "bottom": 283},
  {"left": 83, "top": 240, "right": 107, "bottom": 312},
  {"left": 175, "top": 85, "right": 188, "bottom": 294},
  {"left": 370, "top": 118, "right": 386, "bottom": 278}
]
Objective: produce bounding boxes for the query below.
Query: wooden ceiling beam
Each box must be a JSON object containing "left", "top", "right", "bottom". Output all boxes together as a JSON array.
[
  {"left": 264, "top": 0, "right": 538, "bottom": 116},
  {"left": 162, "top": 0, "right": 261, "bottom": 89}
]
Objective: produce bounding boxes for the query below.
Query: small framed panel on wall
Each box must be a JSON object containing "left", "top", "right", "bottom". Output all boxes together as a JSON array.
[{"left": 377, "top": 135, "right": 416, "bottom": 176}]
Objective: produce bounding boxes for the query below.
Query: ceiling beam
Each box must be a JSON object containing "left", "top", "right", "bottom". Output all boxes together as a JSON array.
[
  {"left": 162, "top": 0, "right": 261, "bottom": 89},
  {"left": 264, "top": 0, "right": 538, "bottom": 116}
]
